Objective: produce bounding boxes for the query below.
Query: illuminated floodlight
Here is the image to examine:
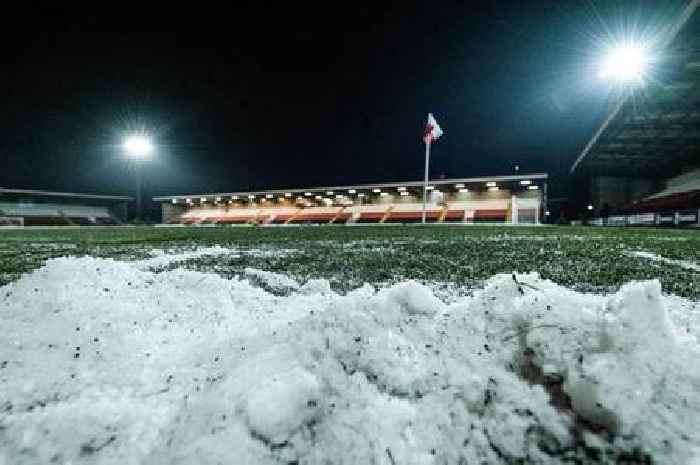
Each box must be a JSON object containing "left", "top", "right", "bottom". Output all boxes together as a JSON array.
[
  {"left": 545, "top": 210, "right": 551, "bottom": 216},
  {"left": 587, "top": 204, "right": 594, "bottom": 211},
  {"left": 266, "top": 194, "right": 273, "bottom": 199},
  {"left": 305, "top": 192, "right": 313, "bottom": 197},
  {"left": 232, "top": 195, "right": 239, "bottom": 200},
  {"left": 358, "top": 193, "right": 366, "bottom": 198},
  {"left": 335, "top": 194, "right": 344, "bottom": 198},
  {"left": 285, "top": 192, "right": 292, "bottom": 197},
  {"left": 348, "top": 189, "right": 356, "bottom": 194},
  {"left": 599, "top": 43, "right": 649, "bottom": 83},
  {"left": 248, "top": 195, "right": 255, "bottom": 199},
  {"left": 372, "top": 188, "right": 381, "bottom": 193},
  {"left": 400, "top": 191, "right": 410, "bottom": 196},
  {"left": 425, "top": 186, "right": 434, "bottom": 191},
  {"left": 397, "top": 186, "right": 407, "bottom": 191},
  {"left": 186, "top": 198, "right": 192, "bottom": 203},
  {"left": 171, "top": 199, "right": 177, "bottom": 204},
  {"left": 315, "top": 195, "right": 322, "bottom": 200},
  {"left": 326, "top": 191, "right": 334, "bottom": 196},
  {"left": 227, "top": 200, "right": 233, "bottom": 204},
  {"left": 380, "top": 192, "right": 389, "bottom": 197},
  {"left": 520, "top": 180, "right": 531, "bottom": 185},
  {"left": 458, "top": 188, "right": 469, "bottom": 193},
  {"left": 486, "top": 181, "right": 497, "bottom": 187},
  {"left": 200, "top": 197, "right": 207, "bottom": 202},
  {"left": 488, "top": 186, "right": 500, "bottom": 192},
  {"left": 528, "top": 185, "right": 539, "bottom": 190},
  {"left": 123, "top": 135, "right": 154, "bottom": 158},
  {"left": 215, "top": 196, "right": 222, "bottom": 202}
]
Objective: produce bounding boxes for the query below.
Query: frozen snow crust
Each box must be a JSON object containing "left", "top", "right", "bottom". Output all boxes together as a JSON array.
[{"left": 1, "top": 255, "right": 699, "bottom": 464}]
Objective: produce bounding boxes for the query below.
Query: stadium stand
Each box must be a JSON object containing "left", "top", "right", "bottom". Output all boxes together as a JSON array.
[
  {"left": 0, "top": 189, "right": 131, "bottom": 226},
  {"left": 570, "top": 1, "right": 700, "bottom": 227},
  {"left": 153, "top": 174, "right": 548, "bottom": 226}
]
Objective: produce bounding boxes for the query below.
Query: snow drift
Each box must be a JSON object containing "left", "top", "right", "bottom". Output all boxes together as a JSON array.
[{"left": 0, "top": 254, "right": 699, "bottom": 464}]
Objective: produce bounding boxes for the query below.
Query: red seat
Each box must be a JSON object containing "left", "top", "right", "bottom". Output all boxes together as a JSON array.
[{"left": 473, "top": 209, "right": 507, "bottom": 221}]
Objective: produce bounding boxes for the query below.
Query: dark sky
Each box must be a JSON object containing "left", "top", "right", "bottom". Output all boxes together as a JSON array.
[{"left": 0, "top": 1, "right": 688, "bottom": 204}]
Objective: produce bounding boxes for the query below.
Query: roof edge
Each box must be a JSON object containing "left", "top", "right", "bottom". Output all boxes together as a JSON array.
[
  {"left": 0, "top": 188, "right": 133, "bottom": 202},
  {"left": 153, "top": 173, "right": 548, "bottom": 201}
]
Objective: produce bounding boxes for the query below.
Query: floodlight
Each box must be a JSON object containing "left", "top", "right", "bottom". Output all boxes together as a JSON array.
[
  {"left": 486, "top": 181, "right": 497, "bottom": 187},
  {"left": 348, "top": 189, "right": 356, "bottom": 194},
  {"left": 400, "top": 191, "right": 410, "bottom": 196},
  {"left": 488, "top": 186, "right": 500, "bottom": 192},
  {"left": 528, "top": 185, "right": 539, "bottom": 190},
  {"left": 200, "top": 197, "right": 207, "bottom": 202},
  {"left": 425, "top": 186, "right": 434, "bottom": 190},
  {"left": 587, "top": 204, "right": 594, "bottom": 211},
  {"left": 123, "top": 135, "right": 153, "bottom": 158},
  {"left": 397, "top": 186, "right": 407, "bottom": 191},
  {"left": 599, "top": 43, "right": 649, "bottom": 83},
  {"left": 372, "top": 188, "right": 381, "bottom": 193},
  {"left": 171, "top": 199, "right": 177, "bottom": 204},
  {"left": 266, "top": 194, "right": 273, "bottom": 199},
  {"left": 458, "top": 188, "right": 469, "bottom": 193},
  {"left": 380, "top": 192, "right": 389, "bottom": 197},
  {"left": 520, "top": 180, "right": 531, "bottom": 185},
  {"left": 285, "top": 192, "right": 292, "bottom": 197},
  {"left": 454, "top": 183, "right": 465, "bottom": 189}
]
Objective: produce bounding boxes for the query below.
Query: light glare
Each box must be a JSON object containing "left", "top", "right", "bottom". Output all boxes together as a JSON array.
[
  {"left": 123, "top": 135, "right": 154, "bottom": 158},
  {"left": 599, "top": 43, "right": 649, "bottom": 83}
]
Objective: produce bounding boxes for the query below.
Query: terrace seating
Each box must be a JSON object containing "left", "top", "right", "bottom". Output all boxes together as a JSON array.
[
  {"left": 168, "top": 195, "right": 541, "bottom": 225},
  {"left": 625, "top": 189, "right": 700, "bottom": 214},
  {"left": 384, "top": 211, "right": 441, "bottom": 222},
  {"left": 289, "top": 207, "right": 344, "bottom": 224},
  {"left": 443, "top": 209, "right": 466, "bottom": 222},
  {"left": 473, "top": 209, "right": 508, "bottom": 222},
  {"left": 0, "top": 202, "right": 116, "bottom": 225}
]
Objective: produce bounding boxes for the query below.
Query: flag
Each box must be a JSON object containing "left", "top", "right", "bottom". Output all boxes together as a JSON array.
[{"left": 422, "top": 113, "right": 443, "bottom": 144}]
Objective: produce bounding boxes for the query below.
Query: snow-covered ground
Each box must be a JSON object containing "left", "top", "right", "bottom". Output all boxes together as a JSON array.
[
  {"left": 626, "top": 250, "right": 700, "bottom": 272},
  {"left": 1, "top": 249, "right": 699, "bottom": 464}
]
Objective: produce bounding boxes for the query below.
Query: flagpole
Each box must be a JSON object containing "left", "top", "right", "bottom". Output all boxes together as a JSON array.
[{"left": 421, "top": 140, "right": 431, "bottom": 224}]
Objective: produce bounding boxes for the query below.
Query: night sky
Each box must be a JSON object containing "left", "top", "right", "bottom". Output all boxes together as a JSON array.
[{"left": 0, "top": 1, "right": 688, "bottom": 213}]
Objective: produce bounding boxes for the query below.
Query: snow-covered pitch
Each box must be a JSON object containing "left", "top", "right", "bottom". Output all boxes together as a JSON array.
[{"left": 1, "top": 250, "right": 699, "bottom": 464}]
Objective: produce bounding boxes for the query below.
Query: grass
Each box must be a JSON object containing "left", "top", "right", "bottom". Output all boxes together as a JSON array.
[{"left": 0, "top": 225, "right": 698, "bottom": 298}]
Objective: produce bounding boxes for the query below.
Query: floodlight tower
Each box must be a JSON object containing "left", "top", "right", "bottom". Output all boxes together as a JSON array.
[
  {"left": 579, "top": 43, "right": 651, "bottom": 216},
  {"left": 123, "top": 135, "right": 154, "bottom": 221}
]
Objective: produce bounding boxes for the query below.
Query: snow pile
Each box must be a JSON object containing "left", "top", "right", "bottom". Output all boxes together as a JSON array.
[{"left": 1, "top": 256, "right": 699, "bottom": 464}]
